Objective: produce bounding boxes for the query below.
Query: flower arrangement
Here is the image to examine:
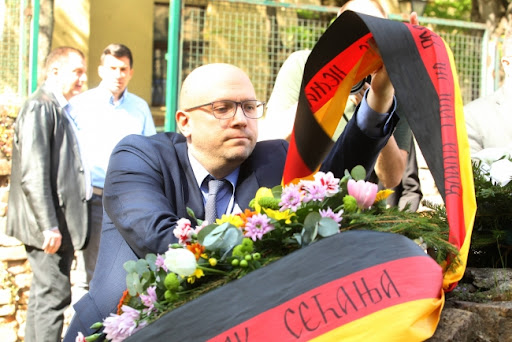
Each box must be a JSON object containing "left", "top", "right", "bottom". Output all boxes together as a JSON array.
[{"left": 78, "top": 166, "right": 458, "bottom": 342}]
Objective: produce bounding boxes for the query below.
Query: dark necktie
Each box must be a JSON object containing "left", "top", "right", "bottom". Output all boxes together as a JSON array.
[{"left": 205, "top": 178, "right": 225, "bottom": 224}]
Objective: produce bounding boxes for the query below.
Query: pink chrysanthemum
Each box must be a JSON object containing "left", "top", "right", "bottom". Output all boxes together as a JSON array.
[
  {"left": 301, "top": 182, "right": 328, "bottom": 202},
  {"left": 173, "top": 218, "right": 194, "bottom": 245},
  {"left": 103, "top": 305, "right": 147, "bottom": 342},
  {"left": 314, "top": 171, "right": 340, "bottom": 197},
  {"left": 140, "top": 286, "right": 158, "bottom": 313},
  {"left": 155, "top": 254, "right": 168, "bottom": 272},
  {"left": 279, "top": 184, "right": 303, "bottom": 211},
  {"left": 319, "top": 207, "right": 343, "bottom": 224},
  {"left": 244, "top": 214, "right": 275, "bottom": 241}
]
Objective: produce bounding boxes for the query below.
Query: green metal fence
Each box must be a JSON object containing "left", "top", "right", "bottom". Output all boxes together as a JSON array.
[{"left": 178, "top": 0, "right": 490, "bottom": 109}]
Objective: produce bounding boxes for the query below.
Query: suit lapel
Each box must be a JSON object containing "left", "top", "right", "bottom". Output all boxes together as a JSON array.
[
  {"left": 173, "top": 136, "right": 206, "bottom": 221},
  {"left": 235, "top": 158, "right": 261, "bottom": 211}
]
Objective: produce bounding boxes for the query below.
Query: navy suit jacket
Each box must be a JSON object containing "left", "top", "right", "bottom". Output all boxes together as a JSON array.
[{"left": 64, "top": 113, "right": 395, "bottom": 340}]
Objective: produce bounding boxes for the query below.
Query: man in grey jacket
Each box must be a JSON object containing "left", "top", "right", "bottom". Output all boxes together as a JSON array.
[{"left": 6, "top": 46, "right": 90, "bottom": 342}]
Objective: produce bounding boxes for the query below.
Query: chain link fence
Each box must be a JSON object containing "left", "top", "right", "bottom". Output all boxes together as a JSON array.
[
  {"left": 179, "top": 0, "right": 490, "bottom": 107},
  {"left": 0, "top": 1, "right": 496, "bottom": 110}
]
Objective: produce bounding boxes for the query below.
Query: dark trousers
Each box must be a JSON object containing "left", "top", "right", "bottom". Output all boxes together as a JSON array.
[
  {"left": 25, "top": 230, "right": 74, "bottom": 342},
  {"left": 77, "top": 193, "right": 103, "bottom": 287}
]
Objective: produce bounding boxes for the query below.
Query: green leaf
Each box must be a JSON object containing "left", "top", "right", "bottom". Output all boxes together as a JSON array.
[
  {"left": 350, "top": 165, "right": 366, "bottom": 180},
  {"left": 317, "top": 217, "right": 339, "bottom": 237},
  {"left": 135, "top": 259, "right": 149, "bottom": 276},
  {"left": 123, "top": 260, "right": 137, "bottom": 273},
  {"left": 146, "top": 253, "right": 157, "bottom": 272},
  {"left": 126, "top": 272, "right": 140, "bottom": 296},
  {"left": 304, "top": 211, "right": 321, "bottom": 228},
  {"left": 196, "top": 223, "right": 218, "bottom": 244}
]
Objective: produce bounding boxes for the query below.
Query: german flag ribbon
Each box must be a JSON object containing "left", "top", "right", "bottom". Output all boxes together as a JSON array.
[
  {"left": 282, "top": 11, "right": 476, "bottom": 291},
  {"left": 127, "top": 11, "right": 476, "bottom": 342}
]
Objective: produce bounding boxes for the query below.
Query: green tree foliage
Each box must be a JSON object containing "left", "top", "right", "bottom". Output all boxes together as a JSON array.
[{"left": 424, "top": 0, "right": 472, "bottom": 21}]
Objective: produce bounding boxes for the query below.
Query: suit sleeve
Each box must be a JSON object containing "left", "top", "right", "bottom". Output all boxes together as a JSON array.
[
  {"left": 102, "top": 134, "right": 184, "bottom": 257},
  {"left": 320, "top": 110, "right": 398, "bottom": 178}
]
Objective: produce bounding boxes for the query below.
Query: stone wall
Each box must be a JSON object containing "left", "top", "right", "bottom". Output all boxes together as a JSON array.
[{"left": 0, "top": 157, "right": 28, "bottom": 342}]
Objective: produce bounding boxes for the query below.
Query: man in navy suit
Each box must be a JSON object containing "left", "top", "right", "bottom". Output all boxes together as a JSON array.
[{"left": 65, "top": 62, "right": 398, "bottom": 340}]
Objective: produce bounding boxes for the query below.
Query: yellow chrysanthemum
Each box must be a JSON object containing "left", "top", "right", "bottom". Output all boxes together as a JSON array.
[
  {"left": 375, "top": 189, "right": 394, "bottom": 203},
  {"left": 216, "top": 214, "right": 244, "bottom": 228},
  {"left": 186, "top": 268, "right": 205, "bottom": 284},
  {"left": 263, "top": 208, "right": 294, "bottom": 224},
  {"left": 254, "top": 187, "right": 273, "bottom": 213}
]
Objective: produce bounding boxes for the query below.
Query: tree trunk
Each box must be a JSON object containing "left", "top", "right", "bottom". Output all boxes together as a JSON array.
[
  {"left": 472, "top": 0, "right": 511, "bottom": 37},
  {"left": 37, "top": 0, "right": 54, "bottom": 82}
]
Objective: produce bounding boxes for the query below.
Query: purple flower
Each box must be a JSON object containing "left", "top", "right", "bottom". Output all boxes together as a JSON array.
[
  {"left": 155, "top": 254, "right": 168, "bottom": 272},
  {"left": 301, "top": 181, "right": 328, "bottom": 202},
  {"left": 347, "top": 179, "right": 378, "bottom": 210},
  {"left": 279, "top": 184, "right": 303, "bottom": 211},
  {"left": 103, "top": 305, "right": 147, "bottom": 342},
  {"left": 244, "top": 214, "right": 275, "bottom": 241},
  {"left": 319, "top": 207, "right": 343, "bottom": 224},
  {"left": 140, "top": 286, "right": 158, "bottom": 313}
]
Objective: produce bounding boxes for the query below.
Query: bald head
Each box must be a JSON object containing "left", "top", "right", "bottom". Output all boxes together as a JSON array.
[{"left": 179, "top": 63, "right": 255, "bottom": 110}]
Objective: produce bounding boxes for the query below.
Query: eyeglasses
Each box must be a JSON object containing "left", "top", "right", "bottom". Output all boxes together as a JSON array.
[{"left": 184, "top": 100, "right": 265, "bottom": 119}]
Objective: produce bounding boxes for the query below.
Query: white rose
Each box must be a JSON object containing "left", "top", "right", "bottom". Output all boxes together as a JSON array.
[{"left": 164, "top": 248, "right": 197, "bottom": 277}]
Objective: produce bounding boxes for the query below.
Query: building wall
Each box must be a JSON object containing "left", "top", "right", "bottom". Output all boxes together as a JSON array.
[{"left": 52, "top": 0, "right": 154, "bottom": 103}]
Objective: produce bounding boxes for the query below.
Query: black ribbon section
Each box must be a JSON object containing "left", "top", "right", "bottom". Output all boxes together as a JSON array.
[
  {"left": 355, "top": 12, "right": 445, "bottom": 199},
  {"left": 293, "top": 11, "right": 445, "bottom": 199},
  {"left": 126, "top": 231, "right": 433, "bottom": 342}
]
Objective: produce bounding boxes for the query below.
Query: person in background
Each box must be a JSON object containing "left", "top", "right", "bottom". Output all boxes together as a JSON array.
[
  {"left": 464, "top": 32, "right": 512, "bottom": 155},
  {"left": 69, "top": 43, "right": 157, "bottom": 290},
  {"left": 259, "top": 0, "right": 423, "bottom": 211},
  {"left": 6, "top": 46, "right": 90, "bottom": 342},
  {"left": 64, "top": 58, "right": 400, "bottom": 339}
]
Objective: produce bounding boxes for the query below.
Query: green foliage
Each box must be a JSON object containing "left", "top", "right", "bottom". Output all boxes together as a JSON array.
[
  {"left": 468, "top": 160, "right": 512, "bottom": 267},
  {"left": 424, "top": 0, "right": 471, "bottom": 21}
]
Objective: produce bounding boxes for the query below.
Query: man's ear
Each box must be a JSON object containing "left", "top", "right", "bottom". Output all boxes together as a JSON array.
[{"left": 176, "top": 110, "right": 191, "bottom": 137}]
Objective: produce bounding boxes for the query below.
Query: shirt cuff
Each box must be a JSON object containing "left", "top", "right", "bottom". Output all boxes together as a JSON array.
[{"left": 356, "top": 89, "right": 397, "bottom": 137}]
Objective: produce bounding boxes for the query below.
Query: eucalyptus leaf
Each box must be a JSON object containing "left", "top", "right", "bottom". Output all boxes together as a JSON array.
[
  {"left": 317, "top": 217, "right": 340, "bottom": 237},
  {"left": 293, "top": 232, "right": 302, "bottom": 246},
  {"left": 197, "top": 223, "right": 220, "bottom": 244},
  {"left": 146, "top": 253, "right": 157, "bottom": 272},
  {"left": 202, "top": 222, "right": 232, "bottom": 250},
  {"left": 304, "top": 211, "right": 321, "bottom": 228},
  {"left": 351, "top": 165, "right": 366, "bottom": 180},
  {"left": 126, "top": 272, "right": 141, "bottom": 296},
  {"left": 123, "top": 260, "right": 138, "bottom": 273},
  {"left": 136, "top": 259, "right": 149, "bottom": 276}
]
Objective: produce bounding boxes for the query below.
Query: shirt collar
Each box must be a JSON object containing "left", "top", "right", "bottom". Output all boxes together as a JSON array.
[
  {"left": 98, "top": 81, "right": 128, "bottom": 106},
  {"left": 187, "top": 149, "right": 239, "bottom": 191}
]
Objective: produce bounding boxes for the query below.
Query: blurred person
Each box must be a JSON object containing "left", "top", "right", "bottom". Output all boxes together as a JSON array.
[
  {"left": 69, "top": 43, "right": 157, "bottom": 289},
  {"left": 6, "top": 46, "right": 90, "bottom": 342},
  {"left": 464, "top": 32, "right": 512, "bottom": 155}
]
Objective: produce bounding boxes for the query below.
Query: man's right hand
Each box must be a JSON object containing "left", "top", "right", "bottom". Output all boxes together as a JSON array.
[{"left": 42, "top": 229, "right": 62, "bottom": 254}]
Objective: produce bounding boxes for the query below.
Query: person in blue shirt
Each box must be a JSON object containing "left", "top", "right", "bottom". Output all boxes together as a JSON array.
[{"left": 69, "top": 43, "right": 157, "bottom": 290}]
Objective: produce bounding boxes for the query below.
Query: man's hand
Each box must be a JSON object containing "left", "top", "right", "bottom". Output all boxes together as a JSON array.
[{"left": 42, "top": 229, "right": 62, "bottom": 254}]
